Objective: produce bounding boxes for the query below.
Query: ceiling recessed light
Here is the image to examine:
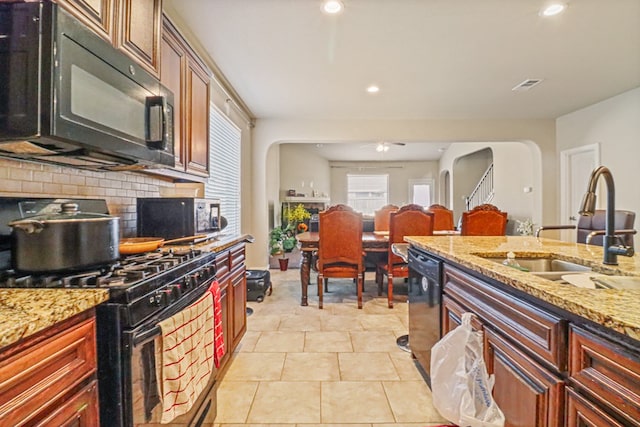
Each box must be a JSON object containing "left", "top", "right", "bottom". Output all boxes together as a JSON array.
[
  {"left": 540, "top": 3, "right": 567, "bottom": 17},
  {"left": 322, "top": 0, "right": 344, "bottom": 14},
  {"left": 367, "top": 85, "right": 380, "bottom": 93},
  {"left": 376, "top": 143, "right": 390, "bottom": 152}
]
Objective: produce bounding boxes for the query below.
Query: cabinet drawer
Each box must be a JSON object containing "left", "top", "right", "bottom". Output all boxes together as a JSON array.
[
  {"left": 441, "top": 294, "right": 483, "bottom": 334},
  {"left": 568, "top": 325, "right": 640, "bottom": 425},
  {"left": 230, "top": 244, "right": 245, "bottom": 270},
  {"left": 443, "top": 264, "right": 567, "bottom": 371},
  {"left": 566, "top": 387, "right": 629, "bottom": 427},
  {"left": 215, "top": 251, "right": 230, "bottom": 279},
  {"left": 0, "top": 317, "right": 97, "bottom": 426}
]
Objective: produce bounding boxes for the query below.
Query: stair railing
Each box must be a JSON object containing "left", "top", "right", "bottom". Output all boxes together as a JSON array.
[{"left": 465, "top": 163, "right": 494, "bottom": 210}]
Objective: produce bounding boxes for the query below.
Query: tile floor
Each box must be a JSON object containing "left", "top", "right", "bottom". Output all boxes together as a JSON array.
[{"left": 214, "top": 268, "right": 449, "bottom": 426}]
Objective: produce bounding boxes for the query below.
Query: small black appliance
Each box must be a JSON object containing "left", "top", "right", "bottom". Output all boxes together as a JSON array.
[{"left": 137, "top": 198, "right": 221, "bottom": 240}]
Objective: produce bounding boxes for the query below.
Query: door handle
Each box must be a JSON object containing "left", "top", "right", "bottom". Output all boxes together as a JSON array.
[{"left": 569, "top": 216, "right": 577, "bottom": 221}]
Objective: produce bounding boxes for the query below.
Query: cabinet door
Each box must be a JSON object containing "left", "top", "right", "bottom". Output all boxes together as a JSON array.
[
  {"left": 0, "top": 316, "right": 97, "bottom": 426},
  {"left": 231, "top": 268, "right": 247, "bottom": 348},
  {"left": 33, "top": 380, "right": 100, "bottom": 427},
  {"left": 185, "top": 59, "right": 210, "bottom": 176},
  {"left": 117, "top": 0, "right": 161, "bottom": 75},
  {"left": 57, "top": 0, "right": 114, "bottom": 41},
  {"left": 160, "top": 25, "right": 185, "bottom": 170},
  {"left": 566, "top": 387, "right": 629, "bottom": 427},
  {"left": 485, "top": 328, "right": 564, "bottom": 427}
]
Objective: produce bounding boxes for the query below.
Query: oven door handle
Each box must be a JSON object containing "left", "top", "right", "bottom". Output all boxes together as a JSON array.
[{"left": 129, "top": 279, "right": 213, "bottom": 347}]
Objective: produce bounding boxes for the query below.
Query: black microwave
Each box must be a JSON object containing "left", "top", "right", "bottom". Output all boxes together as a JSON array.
[
  {"left": 137, "top": 198, "right": 221, "bottom": 240},
  {"left": 0, "top": 1, "right": 174, "bottom": 170}
]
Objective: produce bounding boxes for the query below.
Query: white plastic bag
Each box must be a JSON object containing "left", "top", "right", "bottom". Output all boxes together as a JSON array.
[{"left": 430, "top": 312, "right": 505, "bottom": 427}]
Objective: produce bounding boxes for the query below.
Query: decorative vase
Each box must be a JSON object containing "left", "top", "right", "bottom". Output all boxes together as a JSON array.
[{"left": 278, "top": 258, "right": 289, "bottom": 271}]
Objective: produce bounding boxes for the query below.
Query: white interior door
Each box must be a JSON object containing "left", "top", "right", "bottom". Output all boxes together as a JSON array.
[{"left": 560, "top": 144, "right": 600, "bottom": 241}]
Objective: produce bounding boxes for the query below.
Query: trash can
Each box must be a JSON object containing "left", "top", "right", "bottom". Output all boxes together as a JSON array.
[{"left": 246, "top": 269, "right": 272, "bottom": 302}]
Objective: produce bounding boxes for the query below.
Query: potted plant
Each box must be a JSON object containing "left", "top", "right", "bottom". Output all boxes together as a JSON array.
[
  {"left": 269, "top": 223, "right": 297, "bottom": 270},
  {"left": 283, "top": 203, "right": 312, "bottom": 232}
]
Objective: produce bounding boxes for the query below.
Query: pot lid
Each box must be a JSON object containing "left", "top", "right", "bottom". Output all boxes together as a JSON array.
[{"left": 10, "top": 203, "right": 116, "bottom": 223}]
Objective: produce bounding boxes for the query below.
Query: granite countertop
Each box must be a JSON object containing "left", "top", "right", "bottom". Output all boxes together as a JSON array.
[
  {"left": 161, "top": 233, "right": 253, "bottom": 253},
  {"left": 0, "top": 289, "right": 109, "bottom": 350},
  {"left": 404, "top": 235, "right": 640, "bottom": 341}
]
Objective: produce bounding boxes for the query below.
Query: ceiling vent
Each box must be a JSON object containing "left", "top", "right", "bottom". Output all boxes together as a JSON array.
[{"left": 512, "top": 79, "right": 543, "bottom": 91}]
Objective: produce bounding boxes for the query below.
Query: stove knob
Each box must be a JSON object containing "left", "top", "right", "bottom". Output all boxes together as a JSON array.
[
  {"left": 161, "top": 288, "right": 175, "bottom": 304},
  {"left": 182, "top": 275, "right": 193, "bottom": 290},
  {"left": 152, "top": 292, "right": 163, "bottom": 306},
  {"left": 169, "top": 284, "right": 182, "bottom": 299},
  {"left": 204, "top": 266, "right": 215, "bottom": 279},
  {"left": 190, "top": 272, "right": 200, "bottom": 286}
]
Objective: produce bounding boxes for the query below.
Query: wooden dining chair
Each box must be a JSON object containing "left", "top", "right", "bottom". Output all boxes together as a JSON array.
[
  {"left": 374, "top": 204, "right": 399, "bottom": 232},
  {"left": 376, "top": 204, "right": 434, "bottom": 308},
  {"left": 317, "top": 204, "right": 365, "bottom": 309},
  {"left": 427, "top": 203, "right": 455, "bottom": 231},
  {"left": 460, "top": 203, "right": 508, "bottom": 236}
]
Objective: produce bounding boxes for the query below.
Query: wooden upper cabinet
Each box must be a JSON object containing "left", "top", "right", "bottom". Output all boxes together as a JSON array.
[
  {"left": 116, "top": 0, "right": 162, "bottom": 75},
  {"left": 160, "top": 29, "right": 185, "bottom": 171},
  {"left": 186, "top": 61, "right": 210, "bottom": 175},
  {"left": 56, "top": 0, "right": 114, "bottom": 41},
  {"left": 160, "top": 15, "right": 211, "bottom": 177},
  {"left": 57, "top": 0, "right": 162, "bottom": 75}
]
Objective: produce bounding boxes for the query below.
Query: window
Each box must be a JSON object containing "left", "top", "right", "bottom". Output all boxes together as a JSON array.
[
  {"left": 205, "top": 105, "right": 241, "bottom": 234},
  {"left": 347, "top": 174, "right": 388, "bottom": 215},
  {"left": 409, "top": 178, "right": 434, "bottom": 207}
]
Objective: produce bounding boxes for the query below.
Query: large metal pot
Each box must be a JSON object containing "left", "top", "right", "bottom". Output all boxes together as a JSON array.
[{"left": 8, "top": 203, "right": 119, "bottom": 272}]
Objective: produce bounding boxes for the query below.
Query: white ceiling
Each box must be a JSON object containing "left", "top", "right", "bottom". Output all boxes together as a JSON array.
[{"left": 166, "top": 0, "right": 640, "bottom": 159}]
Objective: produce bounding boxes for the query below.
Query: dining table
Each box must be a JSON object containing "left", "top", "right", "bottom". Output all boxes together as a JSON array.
[
  {"left": 295, "top": 231, "right": 389, "bottom": 306},
  {"left": 295, "top": 230, "right": 461, "bottom": 306}
]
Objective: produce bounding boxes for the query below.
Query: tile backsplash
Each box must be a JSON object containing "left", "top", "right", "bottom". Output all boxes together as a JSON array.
[{"left": 0, "top": 158, "right": 175, "bottom": 236}]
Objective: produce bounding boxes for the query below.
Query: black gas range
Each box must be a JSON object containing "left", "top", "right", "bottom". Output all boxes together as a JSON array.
[
  {"left": 1, "top": 248, "right": 217, "bottom": 326},
  {"left": 0, "top": 197, "right": 219, "bottom": 426}
]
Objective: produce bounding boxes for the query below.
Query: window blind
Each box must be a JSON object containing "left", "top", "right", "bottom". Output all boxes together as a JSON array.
[
  {"left": 347, "top": 174, "right": 389, "bottom": 215},
  {"left": 205, "top": 104, "right": 241, "bottom": 235}
]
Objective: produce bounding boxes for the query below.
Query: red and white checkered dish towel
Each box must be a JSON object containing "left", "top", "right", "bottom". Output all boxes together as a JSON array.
[
  {"left": 210, "top": 280, "right": 226, "bottom": 368},
  {"left": 156, "top": 283, "right": 217, "bottom": 423}
]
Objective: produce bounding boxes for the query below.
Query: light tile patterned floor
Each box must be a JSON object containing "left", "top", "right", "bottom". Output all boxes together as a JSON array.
[{"left": 214, "top": 269, "right": 450, "bottom": 427}]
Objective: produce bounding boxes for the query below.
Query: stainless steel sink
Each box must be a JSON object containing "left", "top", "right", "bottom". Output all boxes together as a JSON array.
[{"left": 482, "top": 256, "right": 591, "bottom": 280}]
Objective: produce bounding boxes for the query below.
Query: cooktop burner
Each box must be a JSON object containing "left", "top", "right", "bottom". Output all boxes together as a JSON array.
[{"left": 0, "top": 249, "right": 202, "bottom": 290}]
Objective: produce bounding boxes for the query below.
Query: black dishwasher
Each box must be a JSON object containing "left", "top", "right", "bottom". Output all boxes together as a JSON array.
[{"left": 407, "top": 246, "right": 443, "bottom": 385}]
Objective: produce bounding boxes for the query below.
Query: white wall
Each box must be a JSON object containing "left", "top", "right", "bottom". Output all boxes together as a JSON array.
[
  {"left": 279, "top": 144, "right": 331, "bottom": 200},
  {"left": 557, "top": 87, "right": 640, "bottom": 245},
  {"left": 440, "top": 141, "right": 540, "bottom": 234},
  {"left": 249, "top": 118, "right": 555, "bottom": 268}
]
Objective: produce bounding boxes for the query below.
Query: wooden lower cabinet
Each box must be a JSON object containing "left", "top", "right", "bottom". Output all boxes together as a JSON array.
[
  {"left": 568, "top": 325, "right": 640, "bottom": 426},
  {"left": 214, "top": 242, "right": 247, "bottom": 373},
  {"left": 566, "top": 387, "right": 628, "bottom": 427},
  {"left": 0, "top": 312, "right": 99, "bottom": 427},
  {"left": 231, "top": 267, "right": 247, "bottom": 348},
  {"left": 438, "top": 261, "right": 640, "bottom": 427},
  {"left": 441, "top": 294, "right": 483, "bottom": 333},
  {"left": 33, "top": 380, "right": 100, "bottom": 427},
  {"left": 485, "top": 328, "right": 564, "bottom": 427}
]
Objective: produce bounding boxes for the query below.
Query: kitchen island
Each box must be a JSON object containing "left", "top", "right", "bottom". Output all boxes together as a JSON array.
[{"left": 404, "top": 235, "right": 640, "bottom": 427}]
